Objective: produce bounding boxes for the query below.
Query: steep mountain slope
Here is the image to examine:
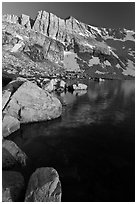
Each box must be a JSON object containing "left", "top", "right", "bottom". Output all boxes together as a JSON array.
[{"left": 2, "top": 12, "right": 135, "bottom": 80}]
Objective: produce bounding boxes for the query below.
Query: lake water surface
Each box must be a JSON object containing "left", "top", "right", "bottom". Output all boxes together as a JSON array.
[{"left": 9, "top": 79, "right": 135, "bottom": 202}]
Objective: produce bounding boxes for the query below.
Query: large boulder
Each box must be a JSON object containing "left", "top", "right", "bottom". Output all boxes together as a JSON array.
[
  {"left": 2, "top": 77, "right": 27, "bottom": 111},
  {"left": 25, "top": 167, "right": 62, "bottom": 202},
  {"left": 3, "top": 80, "right": 62, "bottom": 123},
  {"left": 2, "top": 171, "right": 25, "bottom": 202},
  {"left": 2, "top": 140, "right": 27, "bottom": 169},
  {"left": 2, "top": 115, "right": 20, "bottom": 138}
]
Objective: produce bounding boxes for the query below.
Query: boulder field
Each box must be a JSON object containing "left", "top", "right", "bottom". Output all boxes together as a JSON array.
[{"left": 2, "top": 77, "right": 62, "bottom": 201}]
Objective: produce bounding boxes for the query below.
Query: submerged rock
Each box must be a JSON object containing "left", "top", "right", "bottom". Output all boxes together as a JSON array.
[
  {"left": 2, "top": 140, "right": 27, "bottom": 169},
  {"left": 2, "top": 171, "right": 25, "bottom": 202},
  {"left": 25, "top": 167, "right": 62, "bottom": 202}
]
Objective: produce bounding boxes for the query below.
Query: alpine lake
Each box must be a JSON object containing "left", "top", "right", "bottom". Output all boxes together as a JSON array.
[{"left": 7, "top": 79, "right": 135, "bottom": 202}]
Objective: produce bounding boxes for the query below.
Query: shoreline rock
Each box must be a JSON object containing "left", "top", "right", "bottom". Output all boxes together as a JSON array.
[
  {"left": 25, "top": 167, "right": 62, "bottom": 202},
  {"left": 2, "top": 171, "right": 25, "bottom": 202},
  {"left": 3, "top": 79, "right": 62, "bottom": 127},
  {"left": 2, "top": 115, "right": 20, "bottom": 138},
  {"left": 2, "top": 140, "right": 27, "bottom": 170}
]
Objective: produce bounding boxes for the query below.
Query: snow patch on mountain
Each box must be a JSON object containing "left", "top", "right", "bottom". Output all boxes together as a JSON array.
[
  {"left": 95, "top": 70, "right": 106, "bottom": 75},
  {"left": 122, "top": 60, "right": 135, "bottom": 76},
  {"left": 64, "top": 51, "right": 80, "bottom": 72},
  {"left": 89, "top": 57, "right": 100, "bottom": 66}
]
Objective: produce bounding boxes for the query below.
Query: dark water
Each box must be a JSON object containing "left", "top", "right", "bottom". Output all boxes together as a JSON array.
[{"left": 9, "top": 80, "right": 135, "bottom": 202}]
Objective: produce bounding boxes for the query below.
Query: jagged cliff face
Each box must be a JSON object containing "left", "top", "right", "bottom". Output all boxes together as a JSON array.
[{"left": 2, "top": 12, "right": 135, "bottom": 80}]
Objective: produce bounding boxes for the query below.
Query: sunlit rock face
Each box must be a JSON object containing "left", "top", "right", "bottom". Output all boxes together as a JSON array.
[{"left": 2, "top": 12, "right": 135, "bottom": 79}]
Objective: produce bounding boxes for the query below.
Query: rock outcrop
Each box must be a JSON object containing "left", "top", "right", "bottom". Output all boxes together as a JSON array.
[
  {"left": 25, "top": 167, "right": 62, "bottom": 202},
  {"left": 20, "top": 14, "right": 31, "bottom": 29}
]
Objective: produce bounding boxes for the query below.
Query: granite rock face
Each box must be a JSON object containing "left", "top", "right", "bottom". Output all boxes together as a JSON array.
[
  {"left": 25, "top": 167, "right": 62, "bottom": 202},
  {"left": 3, "top": 79, "right": 62, "bottom": 124},
  {"left": 20, "top": 14, "right": 31, "bottom": 29},
  {"left": 2, "top": 115, "right": 20, "bottom": 137},
  {"left": 2, "top": 77, "right": 27, "bottom": 111}
]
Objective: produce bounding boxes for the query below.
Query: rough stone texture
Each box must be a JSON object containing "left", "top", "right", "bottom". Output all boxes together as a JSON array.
[
  {"left": 25, "top": 167, "right": 62, "bottom": 202},
  {"left": 2, "top": 19, "right": 64, "bottom": 67},
  {"left": 49, "top": 13, "right": 59, "bottom": 39},
  {"left": 2, "top": 77, "right": 27, "bottom": 111},
  {"left": 4, "top": 81, "right": 62, "bottom": 123},
  {"left": 2, "top": 171, "right": 25, "bottom": 202},
  {"left": 33, "top": 10, "right": 49, "bottom": 36},
  {"left": 2, "top": 140, "right": 27, "bottom": 169},
  {"left": 58, "top": 18, "right": 66, "bottom": 42},
  {"left": 2, "top": 14, "right": 19, "bottom": 24},
  {"left": 2, "top": 90, "right": 12, "bottom": 111},
  {"left": 20, "top": 14, "right": 31, "bottom": 29},
  {"left": 2, "top": 115, "right": 20, "bottom": 138}
]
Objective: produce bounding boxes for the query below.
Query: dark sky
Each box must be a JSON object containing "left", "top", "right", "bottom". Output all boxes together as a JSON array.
[{"left": 2, "top": 2, "right": 135, "bottom": 29}]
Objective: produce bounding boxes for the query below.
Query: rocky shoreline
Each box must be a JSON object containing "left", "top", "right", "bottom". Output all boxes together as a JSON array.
[
  {"left": 2, "top": 77, "right": 63, "bottom": 201},
  {"left": 2, "top": 76, "right": 89, "bottom": 202}
]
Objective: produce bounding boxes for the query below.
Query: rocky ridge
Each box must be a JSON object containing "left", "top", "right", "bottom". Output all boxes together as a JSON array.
[{"left": 2, "top": 12, "right": 135, "bottom": 80}]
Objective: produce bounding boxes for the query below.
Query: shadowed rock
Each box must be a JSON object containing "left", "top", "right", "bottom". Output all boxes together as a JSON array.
[
  {"left": 25, "top": 167, "right": 62, "bottom": 202},
  {"left": 2, "top": 171, "right": 25, "bottom": 202},
  {"left": 2, "top": 140, "right": 27, "bottom": 169}
]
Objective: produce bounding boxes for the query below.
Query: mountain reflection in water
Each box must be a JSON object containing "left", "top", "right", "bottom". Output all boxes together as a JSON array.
[{"left": 8, "top": 80, "right": 135, "bottom": 202}]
